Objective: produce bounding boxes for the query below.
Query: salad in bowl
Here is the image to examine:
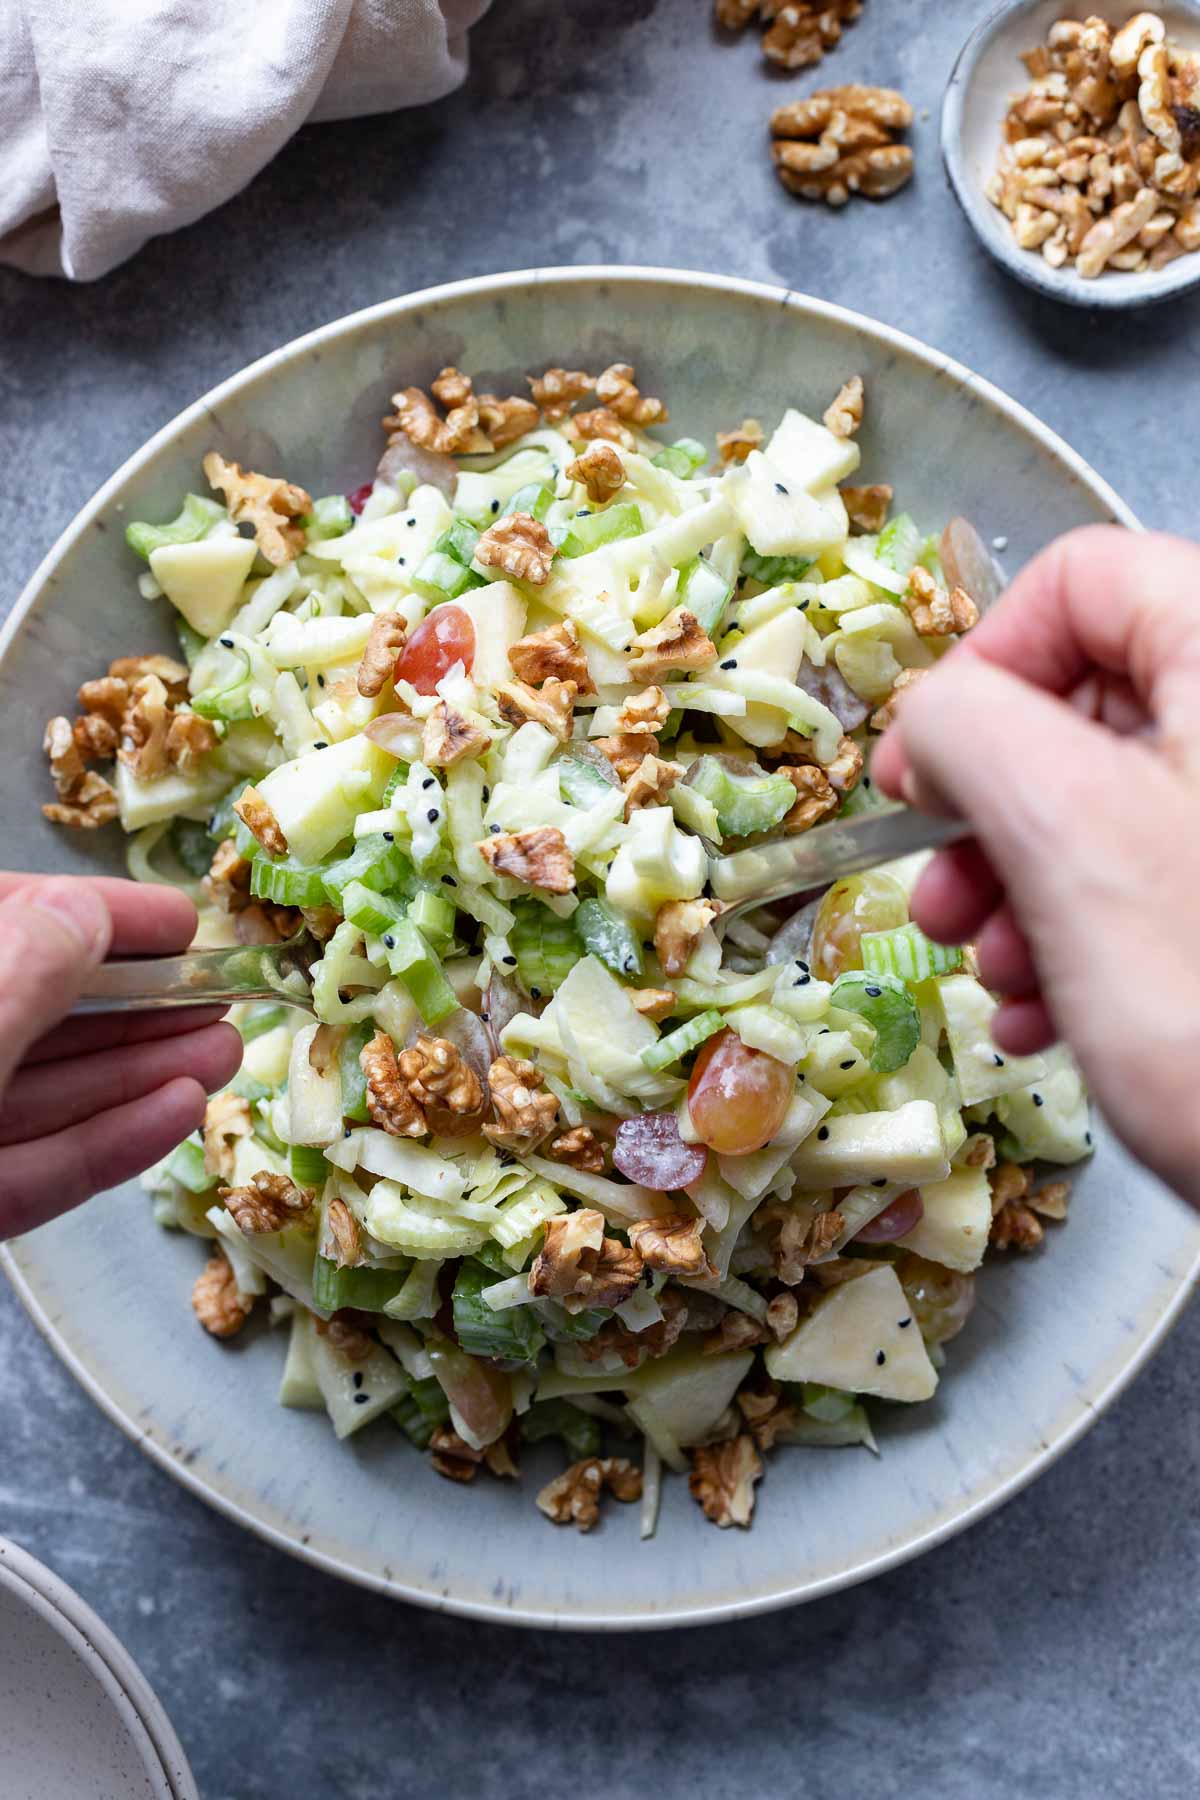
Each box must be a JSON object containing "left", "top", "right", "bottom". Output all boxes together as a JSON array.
[{"left": 40, "top": 359, "right": 1091, "bottom": 1535}]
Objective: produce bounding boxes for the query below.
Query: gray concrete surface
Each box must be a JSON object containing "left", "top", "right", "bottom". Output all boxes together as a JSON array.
[{"left": 2, "top": 1, "right": 1199, "bottom": 1795}]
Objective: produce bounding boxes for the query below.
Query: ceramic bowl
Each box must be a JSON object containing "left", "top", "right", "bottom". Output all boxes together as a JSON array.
[
  {"left": 942, "top": 0, "right": 1200, "bottom": 308},
  {"left": 3, "top": 267, "right": 1199, "bottom": 1629},
  {"left": 0, "top": 1536, "right": 197, "bottom": 1798}
]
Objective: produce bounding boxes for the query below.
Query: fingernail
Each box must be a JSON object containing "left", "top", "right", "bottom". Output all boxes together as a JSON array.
[
  {"left": 26, "top": 881, "right": 111, "bottom": 960},
  {"left": 899, "top": 770, "right": 920, "bottom": 808}
]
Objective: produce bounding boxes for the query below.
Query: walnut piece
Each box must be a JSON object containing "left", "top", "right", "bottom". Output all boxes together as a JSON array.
[
  {"left": 703, "top": 1312, "right": 771, "bottom": 1355},
  {"left": 164, "top": 710, "right": 218, "bottom": 772},
  {"left": 327, "top": 1196, "right": 363, "bottom": 1268},
  {"left": 869, "top": 665, "right": 927, "bottom": 731},
  {"left": 841, "top": 482, "right": 892, "bottom": 533},
  {"left": 566, "top": 441, "right": 626, "bottom": 505},
  {"left": 205, "top": 838, "right": 253, "bottom": 913},
  {"left": 738, "top": 1378, "right": 800, "bottom": 1451},
  {"left": 630, "top": 987, "right": 676, "bottom": 1021},
  {"left": 759, "top": 1198, "right": 845, "bottom": 1285},
  {"left": 474, "top": 511, "right": 557, "bottom": 586},
  {"left": 689, "top": 1435, "right": 763, "bottom": 1528},
  {"left": 317, "top": 1316, "right": 375, "bottom": 1362},
  {"left": 581, "top": 1289, "right": 689, "bottom": 1368},
  {"left": 824, "top": 374, "right": 864, "bottom": 438},
  {"left": 528, "top": 1207, "right": 606, "bottom": 1297},
  {"left": 507, "top": 618, "right": 594, "bottom": 693},
  {"left": 356, "top": 612, "right": 406, "bottom": 698},
  {"left": 903, "top": 566, "right": 980, "bottom": 637},
  {"left": 423, "top": 701, "right": 491, "bottom": 768},
  {"left": 527, "top": 367, "right": 596, "bottom": 422},
  {"left": 716, "top": 418, "right": 763, "bottom": 464},
  {"left": 202, "top": 451, "right": 311, "bottom": 565},
  {"left": 1029, "top": 1178, "right": 1071, "bottom": 1221},
  {"left": 41, "top": 717, "right": 119, "bottom": 827},
  {"left": 233, "top": 784, "right": 288, "bottom": 857},
  {"left": 615, "top": 685, "right": 671, "bottom": 737},
  {"left": 476, "top": 392, "right": 540, "bottom": 448},
  {"left": 760, "top": 0, "right": 864, "bottom": 71},
  {"left": 628, "top": 1211, "right": 711, "bottom": 1277},
  {"left": 622, "top": 753, "right": 683, "bottom": 818},
  {"left": 478, "top": 826, "right": 575, "bottom": 894},
  {"left": 485, "top": 1055, "right": 560, "bottom": 1151},
  {"left": 361, "top": 1029, "right": 428, "bottom": 1138},
  {"left": 547, "top": 1127, "right": 607, "bottom": 1173},
  {"left": 779, "top": 763, "right": 839, "bottom": 833},
  {"left": 383, "top": 385, "right": 491, "bottom": 457},
  {"left": 654, "top": 896, "right": 721, "bottom": 977},
  {"left": 536, "top": 1457, "right": 642, "bottom": 1532},
  {"left": 192, "top": 1254, "right": 255, "bottom": 1339},
  {"left": 72, "top": 711, "right": 119, "bottom": 761},
  {"left": 495, "top": 677, "right": 577, "bottom": 743},
  {"left": 594, "top": 362, "right": 667, "bottom": 426},
  {"left": 990, "top": 1199, "right": 1045, "bottom": 1252},
  {"left": 202, "top": 1091, "right": 254, "bottom": 1181},
  {"left": 570, "top": 407, "right": 636, "bottom": 449},
  {"left": 429, "top": 1425, "right": 485, "bottom": 1484},
  {"left": 772, "top": 87, "right": 914, "bottom": 205},
  {"left": 118, "top": 674, "right": 172, "bottom": 779},
  {"left": 715, "top": 0, "right": 760, "bottom": 29},
  {"left": 234, "top": 902, "right": 299, "bottom": 945},
  {"left": 220, "top": 1170, "right": 314, "bottom": 1235},
  {"left": 627, "top": 607, "right": 717, "bottom": 679},
  {"left": 396, "top": 1035, "right": 485, "bottom": 1121}
]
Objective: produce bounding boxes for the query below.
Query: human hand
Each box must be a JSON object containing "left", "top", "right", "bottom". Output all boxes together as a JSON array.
[
  {"left": 873, "top": 527, "right": 1200, "bottom": 1207},
  {"left": 0, "top": 875, "right": 242, "bottom": 1239}
]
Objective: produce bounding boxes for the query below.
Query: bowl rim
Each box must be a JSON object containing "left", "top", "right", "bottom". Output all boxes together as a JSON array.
[
  {"left": 940, "top": 0, "right": 1200, "bottom": 310},
  {"left": 4, "top": 263, "right": 1190, "bottom": 1632},
  {"left": 0, "top": 1535, "right": 198, "bottom": 1798}
]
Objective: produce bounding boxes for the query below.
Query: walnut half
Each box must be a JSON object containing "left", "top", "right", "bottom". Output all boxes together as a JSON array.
[{"left": 536, "top": 1457, "right": 643, "bottom": 1532}]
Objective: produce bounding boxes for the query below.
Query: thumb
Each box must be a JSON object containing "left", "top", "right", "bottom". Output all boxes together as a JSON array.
[{"left": 0, "top": 880, "right": 112, "bottom": 1091}]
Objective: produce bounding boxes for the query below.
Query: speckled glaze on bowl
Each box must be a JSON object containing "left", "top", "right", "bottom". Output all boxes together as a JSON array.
[
  {"left": 3, "top": 267, "right": 1198, "bottom": 1630},
  {"left": 0, "top": 1537, "right": 197, "bottom": 1798},
  {"left": 942, "top": 0, "right": 1200, "bottom": 309}
]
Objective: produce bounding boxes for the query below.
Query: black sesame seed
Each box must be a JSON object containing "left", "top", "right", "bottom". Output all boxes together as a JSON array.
[
  {"left": 352, "top": 1371, "right": 363, "bottom": 1390},
  {"left": 530, "top": 987, "right": 541, "bottom": 999},
  {"left": 576, "top": 508, "right": 591, "bottom": 517},
  {"left": 1032, "top": 1093, "right": 1044, "bottom": 1107},
  {"left": 503, "top": 954, "right": 517, "bottom": 966},
  {"left": 426, "top": 808, "right": 439, "bottom": 823},
  {"left": 407, "top": 517, "right": 417, "bottom": 527},
  {"left": 441, "top": 873, "right": 456, "bottom": 885},
  {"left": 862, "top": 776, "right": 872, "bottom": 789},
  {"left": 818, "top": 1026, "right": 830, "bottom": 1035},
  {"left": 817, "top": 1126, "right": 829, "bottom": 1141},
  {"left": 383, "top": 831, "right": 395, "bottom": 842},
  {"left": 219, "top": 636, "right": 234, "bottom": 647},
  {"left": 317, "top": 673, "right": 326, "bottom": 688},
  {"left": 898, "top": 1317, "right": 912, "bottom": 1329},
  {"left": 798, "top": 960, "right": 810, "bottom": 974},
  {"left": 343, "top": 1126, "right": 352, "bottom": 1138},
  {"left": 490, "top": 499, "right": 500, "bottom": 514},
  {"left": 794, "top": 974, "right": 811, "bottom": 987},
  {"left": 798, "top": 1072, "right": 806, "bottom": 1082},
  {"left": 720, "top": 658, "right": 738, "bottom": 670},
  {"left": 314, "top": 740, "right": 328, "bottom": 749},
  {"left": 383, "top": 934, "right": 395, "bottom": 949},
  {"left": 1085, "top": 1130, "right": 1093, "bottom": 1145},
  {"left": 799, "top": 599, "right": 810, "bottom": 612},
  {"left": 623, "top": 958, "right": 637, "bottom": 973},
  {"left": 873, "top": 1178, "right": 887, "bottom": 1188},
  {"left": 839, "top": 1059, "right": 855, "bottom": 1070},
  {"left": 994, "top": 1053, "right": 1005, "bottom": 1066},
  {"left": 875, "top": 1350, "right": 886, "bottom": 1366},
  {"left": 865, "top": 985, "right": 882, "bottom": 998},
  {"left": 397, "top": 556, "right": 406, "bottom": 567},
  {"left": 353, "top": 1393, "right": 369, "bottom": 1405},
  {"left": 480, "top": 1010, "right": 490, "bottom": 1023},
  {"left": 481, "top": 786, "right": 491, "bottom": 803},
  {"left": 774, "top": 481, "right": 789, "bottom": 495},
  {"left": 422, "top": 776, "right": 435, "bottom": 790},
  {"left": 489, "top": 822, "right": 501, "bottom": 833}
]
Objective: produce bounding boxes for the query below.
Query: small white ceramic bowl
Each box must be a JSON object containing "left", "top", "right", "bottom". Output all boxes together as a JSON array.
[{"left": 942, "top": 0, "right": 1200, "bottom": 308}]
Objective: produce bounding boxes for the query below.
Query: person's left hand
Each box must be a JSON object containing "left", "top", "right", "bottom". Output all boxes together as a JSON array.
[{"left": 0, "top": 875, "right": 242, "bottom": 1239}]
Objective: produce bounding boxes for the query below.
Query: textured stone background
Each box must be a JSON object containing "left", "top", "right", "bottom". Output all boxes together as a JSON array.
[{"left": 2, "top": 2, "right": 1199, "bottom": 1796}]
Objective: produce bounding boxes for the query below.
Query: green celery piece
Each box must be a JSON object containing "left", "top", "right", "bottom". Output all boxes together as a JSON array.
[
  {"left": 651, "top": 439, "right": 706, "bottom": 480},
  {"left": 412, "top": 525, "right": 485, "bottom": 602},
  {"left": 574, "top": 896, "right": 644, "bottom": 980},
  {"left": 830, "top": 971, "right": 920, "bottom": 1073},
  {"left": 800, "top": 1382, "right": 856, "bottom": 1423},
  {"left": 510, "top": 900, "right": 582, "bottom": 997},
  {"left": 391, "top": 1375, "right": 450, "bottom": 1448},
  {"left": 471, "top": 1241, "right": 512, "bottom": 1276},
  {"left": 538, "top": 1300, "right": 610, "bottom": 1341},
  {"left": 662, "top": 708, "right": 684, "bottom": 740},
  {"left": 452, "top": 1260, "right": 546, "bottom": 1363},
  {"left": 175, "top": 620, "right": 207, "bottom": 668},
  {"left": 382, "top": 764, "right": 409, "bottom": 805},
  {"left": 302, "top": 495, "right": 353, "bottom": 542},
  {"left": 125, "top": 493, "right": 225, "bottom": 562},
  {"left": 676, "top": 556, "right": 732, "bottom": 636},
  {"left": 386, "top": 919, "right": 457, "bottom": 1024},
  {"left": 860, "top": 922, "right": 963, "bottom": 983},
  {"left": 231, "top": 1070, "right": 272, "bottom": 1104},
  {"left": 239, "top": 1004, "right": 290, "bottom": 1043},
  {"left": 520, "top": 1399, "right": 602, "bottom": 1460},
  {"left": 322, "top": 835, "right": 411, "bottom": 909},
  {"left": 167, "top": 1137, "right": 215, "bottom": 1195},
  {"left": 740, "top": 548, "right": 814, "bottom": 586},
  {"left": 250, "top": 853, "right": 333, "bottom": 908},
  {"left": 338, "top": 1020, "right": 375, "bottom": 1125},
  {"left": 557, "top": 752, "right": 619, "bottom": 809},
  {"left": 443, "top": 518, "right": 482, "bottom": 565},
  {"left": 207, "top": 779, "right": 258, "bottom": 846},
  {"left": 191, "top": 644, "right": 255, "bottom": 722},
  {"left": 686, "top": 755, "right": 795, "bottom": 838},
  {"left": 253, "top": 1105, "right": 288, "bottom": 1158},
  {"left": 312, "top": 1255, "right": 408, "bottom": 1313},
  {"left": 408, "top": 888, "right": 455, "bottom": 949},
  {"left": 875, "top": 512, "right": 922, "bottom": 575},
  {"left": 640, "top": 1007, "right": 722, "bottom": 1072},
  {"left": 837, "top": 775, "right": 892, "bottom": 819},
  {"left": 341, "top": 877, "right": 405, "bottom": 939},
  {"left": 559, "top": 501, "right": 645, "bottom": 558},
  {"left": 289, "top": 1144, "right": 330, "bottom": 1186},
  {"left": 170, "top": 817, "right": 214, "bottom": 877},
  {"left": 500, "top": 482, "right": 554, "bottom": 522}
]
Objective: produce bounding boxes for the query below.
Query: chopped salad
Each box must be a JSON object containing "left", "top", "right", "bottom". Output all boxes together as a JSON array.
[{"left": 42, "top": 362, "right": 1092, "bottom": 1534}]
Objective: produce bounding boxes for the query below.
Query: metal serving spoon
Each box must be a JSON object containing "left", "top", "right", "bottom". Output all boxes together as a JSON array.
[{"left": 73, "top": 809, "right": 967, "bottom": 1015}]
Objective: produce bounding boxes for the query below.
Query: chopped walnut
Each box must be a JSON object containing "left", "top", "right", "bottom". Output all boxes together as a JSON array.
[
  {"left": 547, "top": 1127, "right": 607, "bottom": 1173},
  {"left": 383, "top": 386, "right": 491, "bottom": 457},
  {"left": 1077, "top": 184, "right": 1160, "bottom": 274},
  {"left": 766, "top": 1290, "right": 800, "bottom": 1341},
  {"left": 990, "top": 1199, "right": 1045, "bottom": 1252},
  {"left": 483, "top": 1436, "right": 520, "bottom": 1480},
  {"left": 536, "top": 1457, "right": 642, "bottom": 1532},
  {"left": 988, "top": 1160, "right": 1031, "bottom": 1214},
  {"left": 496, "top": 677, "right": 577, "bottom": 743},
  {"left": 841, "top": 483, "right": 893, "bottom": 533},
  {"left": 76, "top": 673, "right": 131, "bottom": 725},
  {"left": 485, "top": 1055, "right": 560, "bottom": 1151},
  {"left": 109, "top": 654, "right": 189, "bottom": 695},
  {"left": 566, "top": 441, "right": 626, "bottom": 505},
  {"left": 202, "top": 1091, "right": 254, "bottom": 1181},
  {"left": 759, "top": 1198, "right": 844, "bottom": 1285},
  {"left": 430, "top": 1425, "right": 485, "bottom": 1484},
  {"left": 528, "top": 1207, "right": 606, "bottom": 1298},
  {"left": 234, "top": 902, "right": 300, "bottom": 945},
  {"left": 716, "top": 418, "right": 763, "bottom": 464},
  {"left": 356, "top": 612, "right": 406, "bottom": 698},
  {"left": 627, "top": 608, "right": 717, "bottom": 680},
  {"left": 396, "top": 1035, "right": 485, "bottom": 1122},
  {"left": 202, "top": 451, "right": 311, "bottom": 565},
  {"left": 361, "top": 1029, "right": 428, "bottom": 1138},
  {"left": 961, "top": 1131, "right": 998, "bottom": 1172},
  {"left": 904, "top": 566, "right": 980, "bottom": 637},
  {"left": 594, "top": 362, "right": 667, "bottom": 426},
  {"left": 423, "top": 701, "right": 492, "bottom": 768},
  {"left": 220, "top": 1170, "right": 314, "bottom": 1235},
  {"left": 594, "top": 733, "right": 655, "bottom": 781},
  {"left": 1030, "top": 1178, "right": 1072, "bottom": 1221},
  {"left": 507, "top": 618, "right": 594, "bottom": 693},
  {"left": 42, "top": 715, "right": 120, "bottom": 828},
  {"left": 654, "top": 896, "right": 721, "bottom": 977},
  {"left": 566, "top": 1237, "right": 643, "bottom": 1312},
  {"left": 779, "top": 763, "right": 839, "bottom": 833},
  {"left": 192, "top": 1254, "right": 255, "bottom": 1339},
  {"left": 570, "top": 407, "right": 636, "bottom": 449},
  {"left": 869, "top": 666, "right": 927, "bottom": 731},
  {"left": 628, "top": 1212, "right": 711, "bottom": 1276},
  {"left": 772, "top": 87, "right": 914, "bottom": 205},
  {"left": 317, "top": 1316, "right": 375, "bottom": 1362},
  {"left": 431, "top": 366, "right": 472, "bottom": 408},
  {"left": 477, "top": 393, "right": 540, "bottom": 448},
  {"left": 703, "top": 1311, "right": 770, "bottom": 1354},
  {"left": 715, "top": 0, "right": 760, "bottom": 28},
  {"left": 327, "top": 1196, "right": 363, "bottom": 1268},
  {"left": 616, "top": 685, "right": 671, "bottom": 737},
  {"left": 630, "top": 987, "right": 676, "bottom": 1021},
  {"left": 528, "top": 367, "right": 596, "bottom": 421},
  {"left": 299, "top": 904, "right": 342, "bottom": 941},
  {"left": 761, "top": 0, "right": 863, "bottom": 71},
  {"left": 118, "top": 674, "right": 172, "bottom": 780},
  {"left": 72, "top": 710, "right": 119, "bottom": 760},
  {"left": 474, "top": 512, "right": 557, "bottom": 586},
  {"left": 164, "top": 710, "right": 218, "bottom": 772},
  {"left": 204, "top": 838, "right": 252, "bottom": 913},
  {"left": 477, "top": 826, "right": 575, "bottom": 894},
  {"left": 233, "top": 784, "right": 288, "bottom": 857},
  {"left": 689, "top": 1435, "right": 763, "bottom": 1528},
  {"left": 824, "top": 375, "right": 864, "bottom": 438},
  {"left": 580, "top": 1287, "right": 689, "bottom": 1368},
  {"left": 737, "top": 1378, "right": 800, "bottom": 1452},
  {"left": 622, "top": 753, "right": 683, "bottom": 819}
]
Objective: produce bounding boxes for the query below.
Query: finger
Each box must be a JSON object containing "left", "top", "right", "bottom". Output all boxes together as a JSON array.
[
  {"left": 0, "top": 880, "right": 113, "bottom": 1089},
  {"left": 992, "top": 996, "right": 1058, "bottom": 1057},
  {"left": 1068, "top": 670, "right": 1151, "bottom": 736},
  {"left": 25, "top": 1005, "right": 231, "bottom": 1066},
  {"left": 975, "top": 904, "right": 1040, "bottom": 998},
  {"left": 0, "top": 1077, "right": 208, "bottom": 1240},
  {"left": 0, "top": 1022, "right": 242, "bottom": 1148},
  {"left": 0, "top": 875, "right": 196, "bottom": 957},
  {"left": 909, "top": 839, "right": 1003, "bottom": 944}
]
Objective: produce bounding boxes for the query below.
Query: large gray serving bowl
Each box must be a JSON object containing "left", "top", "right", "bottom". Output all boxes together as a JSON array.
[{"left": 3, "top": 266, "right": 1197, "bottom": 1629}]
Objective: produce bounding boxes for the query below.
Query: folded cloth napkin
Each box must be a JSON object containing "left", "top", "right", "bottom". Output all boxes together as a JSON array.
[{"left": 0, "top": 0, "right": 491, "bottom": 280}]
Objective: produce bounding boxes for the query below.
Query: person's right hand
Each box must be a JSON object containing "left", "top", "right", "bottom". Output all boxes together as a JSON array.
[{"left": 872, "top": 527, "right": 1200, "bottom": 1207}]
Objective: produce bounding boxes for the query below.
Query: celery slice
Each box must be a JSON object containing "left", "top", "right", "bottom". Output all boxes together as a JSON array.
[
  {"left": 125, "top": 493, "right": 226, "bottom": 562},
  {"left": 341, "top": 878, "right": 405, "bottom": 940},
  {"left": 830, "top": 970, "right": 920, "bottom": 1072},
  {"left": 322, "top": 835, "right": 411, "bottom": 909},
  {"left": 312, "top": 1254, "right": 409, "bottom": 1313},
  {"left": 860, "top": 922, "right": 964, "bottom": 983},
  {"left": 640, "top": 1008, "right": 723, "bottom": 1072},
  {"left": 500, "top": 482, "right": 554, "bottom": 522},
  {"left": 250, "top": 853, "right": 332, "bottom": 908},
  {"left": 289, "top": 1144, "right": 330, "bottom": 1186},
  {"left": 574, "top": 897, "right": 644, "bottom": 980},
  {"left": 385, "top": 919, "right": 458, "bottom": 1024},
  {"left": 520, "top": 1399, "right": 602, "bottom": 1459},
  {"left": 167, "top": 1137, "right": 215, "bottom": 1195},
  {"left": 452, "top": 1260, "right": 546, "bottom": 1363},
  {"left": 559, "top": 501, "right": 645, "bottom": 558},
  {"left": 407, "top": 888, "right": 456, "bottom": 949},
  {"left": 799, "top": 1381, "right": 857, "bottom": 1423},
  {"left": 686, "top": 756, "right": 795, "bottom": 838},
  {"left": 651, "top": 438, "right": 706, "bottom": 480},
  {"left": 390, "top": 1374, "right": 450, "bottom": 1446},
  {"left": 510, "top": 899, "right": 582, "bottom": 997},
  {"left": 676, "top": 556, "right": 732, "bottom": 636},
  {"left": 337, "top": 1021, "right": 375, "bottom": 1124},
  {"left": 740, "top": 548, "right": 814, "bottom": 586},
  {"left": 302, "top": 495, "right": 353, "bottom": 542}
]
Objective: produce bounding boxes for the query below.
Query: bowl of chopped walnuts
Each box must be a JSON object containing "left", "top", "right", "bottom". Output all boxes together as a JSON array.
[{"left": 942, "top": 1, "right": 1200, "bottom": 305}]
